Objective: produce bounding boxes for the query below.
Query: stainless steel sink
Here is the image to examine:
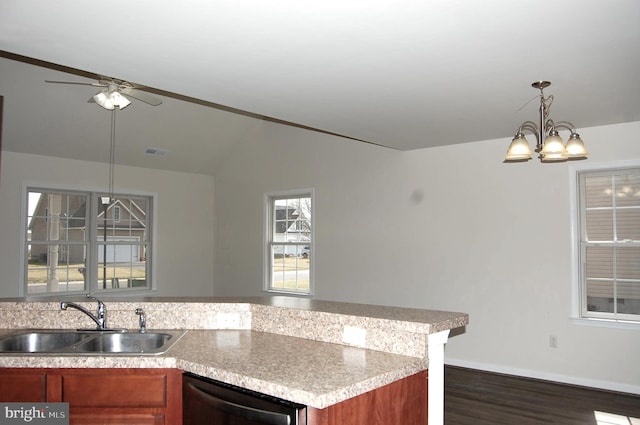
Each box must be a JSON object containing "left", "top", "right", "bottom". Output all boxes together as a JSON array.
[
  {"left": 0, "top": 330, "right": 185, "bottom": 355},
  {"left": 0, "top": 331, "right": 89, "bottom": 353},
  {"left": 73, "top": 332, "right": 174, "bottom": 354}
]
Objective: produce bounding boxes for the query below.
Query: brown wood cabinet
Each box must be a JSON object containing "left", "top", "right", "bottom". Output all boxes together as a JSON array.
[
  {"left": 2, "top": 368, "right": 426, "bottom": 425},
  {"left": 0, "top": 369, "right": 47, "bottom": 401},
  {"left": 307, "top": 370, "right": 428, "bottom": 425},
  {"left": 0, "top": 368, "right": 181, "bottom": 425}
]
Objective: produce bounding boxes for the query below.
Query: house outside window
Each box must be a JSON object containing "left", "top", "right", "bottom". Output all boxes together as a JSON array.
[
  {"left": 575, "top": 167, "right": 640, "bottom": 323},
  {"left": 25, "top": 188, "right": 153, "bottom": 295},
  {"left": 265, "top": 190, "right": 313, "bottom": 294}
]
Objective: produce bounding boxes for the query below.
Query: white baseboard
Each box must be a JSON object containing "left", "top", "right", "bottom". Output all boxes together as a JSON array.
[{"left": 445, "top": 358, "right": 640, "bottom": 396}]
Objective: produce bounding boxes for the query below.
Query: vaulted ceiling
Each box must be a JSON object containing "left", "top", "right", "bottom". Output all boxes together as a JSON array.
[{"left": 1, "top": 0, "right": 639, "bottom": 174}]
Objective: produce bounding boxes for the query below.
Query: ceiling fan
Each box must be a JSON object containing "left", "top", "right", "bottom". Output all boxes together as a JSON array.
[{"left": 45, "top": 78, "right": 162, "bottom": 110}]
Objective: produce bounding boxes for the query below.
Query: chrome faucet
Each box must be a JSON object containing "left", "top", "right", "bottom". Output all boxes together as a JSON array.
[{"left": 60, "top": 294, "right": 107, "bottom": 330}]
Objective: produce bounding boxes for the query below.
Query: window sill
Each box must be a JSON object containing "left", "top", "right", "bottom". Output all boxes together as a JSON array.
[
  {"left": 571, "top": 317, "right": 640, "bottom": 330},
  {"left": 264, "top": 289, "right": 312, "bottom": 297}
]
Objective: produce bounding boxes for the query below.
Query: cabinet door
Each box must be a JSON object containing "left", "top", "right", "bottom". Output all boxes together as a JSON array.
[
  {"left": 55, "top": 368, "right": 181, "bottom": 425},
  {"left": 61, "top": 373, "right": 167, "bottom": 407},
  {"left": 0, "top": 368, "right": 181, "bottom": 424},
  {"left": 0, "top": 370, "right": 46, "bottom": 402},
  {"left": 307, "top": 370, "right": 428, "bottom": 425}
]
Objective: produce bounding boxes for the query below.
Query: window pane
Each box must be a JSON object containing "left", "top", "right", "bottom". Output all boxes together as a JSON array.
[
  {"left": 584, "top": 176, "right": 613, "bottom": 208},
  {"left": 98, "top": 244, "right": 147, "bottom": 289},
  {"left": 27, "top": 190, "right": 89, "bottom": 295},
  {"left": 585, "top": 246, "right": 613, "bottom": 279},
  {"left": 270, "top": 245, "right": 310, "bottom": 292},
  {"left": 270, "top": 246, "right": 286, "bottom": 290},
  {"left": 617, "top": 208, "right": 640, "bottom": 241},
  {"left": 28, "top": 191, "right": 88, "bottom": 243},
  {"left": 27, "top": 246, "right": 87, "bottom": 294},
  {"left": 616, "top": 247, "right": 640, "bottom": 280},
  {"left": 617, "top": 282, "right": 640, "bottom": 314},
  {"left": 96, "top": 196, "right": 149, "bottom": 241},
  {"left": 613, "top": 173, "right": 640, "bottom": 207},
  {"left": 585, "top": 210, "right": 613, "bottom": 241},
  {"left": 586, "top": 279, "right": 614, "bottom": 313},
  {"left": 273, "top": 197, "right": 311, "bottom": 243},
  {"left": 96, "top": 196, "right": 150, "bottom": 291}
]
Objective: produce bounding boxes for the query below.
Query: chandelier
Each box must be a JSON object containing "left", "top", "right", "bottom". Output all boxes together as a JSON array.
[{"left": 504, "top": 81, "right": 588, "bottom": 163}]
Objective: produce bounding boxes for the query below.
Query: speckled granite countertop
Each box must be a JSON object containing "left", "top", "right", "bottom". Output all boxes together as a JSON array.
[
  {"left": 0, "top": 296, "right": 468, "bottom": 408},
  {"left": 174, "top": 330, "right": 428, "bottom": 408}
]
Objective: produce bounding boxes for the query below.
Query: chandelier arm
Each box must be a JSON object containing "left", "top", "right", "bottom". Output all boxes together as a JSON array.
[
  {"left": 544, "top": 118, "right": 555, "bottom": 134},
  {"left": 517, "top": 121, "right": 541, "bottom": 144},
  {"left": 552, "top": 120, "right": 578, "bottom": 133},
  {"left": 517, "top": 121, "right": 538, "bottom": 132}
]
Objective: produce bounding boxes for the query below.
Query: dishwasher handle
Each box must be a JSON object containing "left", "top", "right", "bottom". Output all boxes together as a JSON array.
[{"left": 186, "top": 382, "right": 292, "bottom": 425}]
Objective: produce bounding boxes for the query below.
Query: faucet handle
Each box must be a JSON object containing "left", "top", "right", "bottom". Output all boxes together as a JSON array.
[
  {"left": 86, "top": 294, "right": 107, "bottom": 329},
  {"left": 86, "top": 293, "right": 103, "bottom": 304},
  {"left": 135, "top": 308, "right": 146, "bottom": 333}
]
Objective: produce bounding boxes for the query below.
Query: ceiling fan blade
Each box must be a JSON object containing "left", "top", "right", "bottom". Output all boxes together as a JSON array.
[
  {"left": 45, "top": 80, "right": 106, "bottom": 87},
  {"left": 120, "top": 87, "right": 162, "bottom": 106}
]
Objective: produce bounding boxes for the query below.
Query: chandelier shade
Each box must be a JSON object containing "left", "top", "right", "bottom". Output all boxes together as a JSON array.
[
  {"left": 565, "top": 133, "right": 588, "bottom": 158},
  {"left": 504, "top": 81, "right": 587, "bottom": 163},
  {"left": 505, "top": 133, "right": 534, "bottom": 161},
  {"left": 539, "top": 131, "right": 568, "bottom": 162}
]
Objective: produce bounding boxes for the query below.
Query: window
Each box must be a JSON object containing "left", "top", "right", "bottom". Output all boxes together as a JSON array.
[
  {"left": 576, "top": 168, "right": 640, "bottom": 322},
  {"left": 25, "top": 188, "right": 153, "bottom": 295},
  {"left": 265, "top": 190, "right": 313, "bottom": 294}
]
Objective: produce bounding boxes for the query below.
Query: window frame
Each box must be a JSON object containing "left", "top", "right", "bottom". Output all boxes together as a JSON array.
[
  {"left": 570, "top": 160, "right": 640, "bottom": 327},
  {"left": 21, "top": 183, "right": 156, "bottom": 297},
  {"left": 263, "top": 189, "right": 314, "bottom": 296}
]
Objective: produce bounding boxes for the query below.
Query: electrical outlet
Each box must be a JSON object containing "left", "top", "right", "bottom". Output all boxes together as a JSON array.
[
  {"left": 217, "top": 312, "right": 240, "bottom": 329},
  {"left": 549, "top": 335, "right": 558, "bottom": 348},
  {"left": 342, "top": 326, "right": 367, "bottom": 347}
]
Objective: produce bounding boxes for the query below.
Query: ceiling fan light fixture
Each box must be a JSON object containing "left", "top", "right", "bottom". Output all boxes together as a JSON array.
[
  {"left": 93, "top": 89, "right": 131, "bottom": 110},
  {"left": 46, "top": 78, "right": 162, "bottom": 109},
  {"left": 93, "top": 91, "right": 114, "bottom": 110},
  {"left": 110, "top": 91, "right": 131, "bottom": 109}
]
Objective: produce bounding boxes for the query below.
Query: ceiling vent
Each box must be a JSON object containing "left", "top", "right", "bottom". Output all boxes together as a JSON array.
[{"left": 144, "top": 147, "right": 168, "bottom": 157}]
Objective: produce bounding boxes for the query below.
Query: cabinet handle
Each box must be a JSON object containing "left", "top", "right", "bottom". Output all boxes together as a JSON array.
[{"left": 186, "top": 382, "right": 292, "bottom": 425}]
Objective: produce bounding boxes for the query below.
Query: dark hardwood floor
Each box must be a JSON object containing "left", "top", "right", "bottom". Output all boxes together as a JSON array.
[{"left": 445, "top": 366, "right": 640, "bottom": 425}]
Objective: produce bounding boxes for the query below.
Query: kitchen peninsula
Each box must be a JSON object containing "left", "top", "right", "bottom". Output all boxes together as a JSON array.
[{"left": 0, "top": 297, "right": 468, "bottom": 424}]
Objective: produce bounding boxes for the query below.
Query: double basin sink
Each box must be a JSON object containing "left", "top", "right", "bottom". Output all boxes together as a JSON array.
[{"left": 0, "top": 329, "right": 185, "bottom": 355}]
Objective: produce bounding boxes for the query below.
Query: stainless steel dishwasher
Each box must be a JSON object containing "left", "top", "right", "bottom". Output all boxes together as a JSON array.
[{"left": 183, "top": 373, "right": 307, "bottom": 425}]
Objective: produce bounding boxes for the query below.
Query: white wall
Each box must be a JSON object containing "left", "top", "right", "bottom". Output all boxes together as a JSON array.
[
  {"left": 214, "top": 120, "right": 640, "bottom": 393},
  {"left": 0, "top": 151, "right": 215, "bottom": 297}
]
